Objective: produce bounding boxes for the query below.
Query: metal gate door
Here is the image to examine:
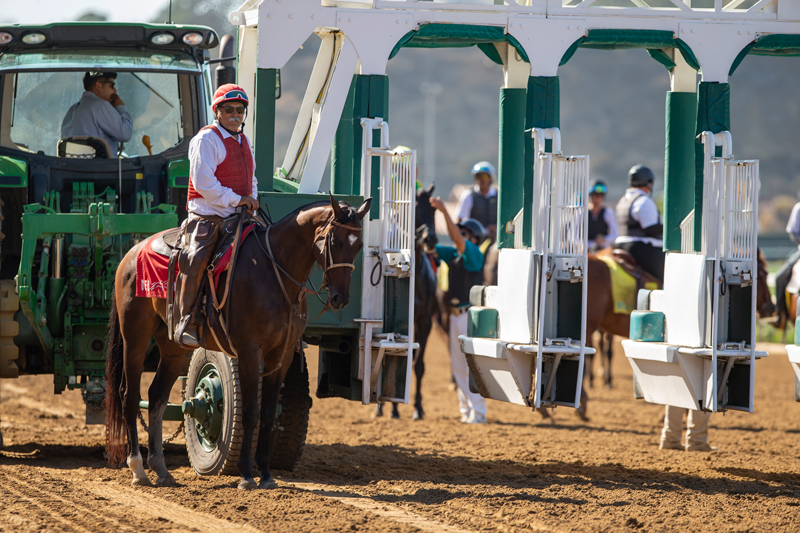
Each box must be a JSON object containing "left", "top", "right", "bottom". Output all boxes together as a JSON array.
[{"left": 357, "top": 118, "right": 417, "bottom": 405}]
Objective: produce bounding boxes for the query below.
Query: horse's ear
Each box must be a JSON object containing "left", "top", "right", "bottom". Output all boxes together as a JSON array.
[
  {"left": 356, "top": 198, "right": 372, "bottom": 221},
  {"left": 426, "top": 182, "right": 435, "bottom": 194},
  {"left": 329, "top": 192, "right": 344, "bottom": 219}
]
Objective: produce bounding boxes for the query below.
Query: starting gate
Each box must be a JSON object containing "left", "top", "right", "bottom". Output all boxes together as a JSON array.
[
  {"left": 356, "top": 118, "right": 418, "bottom": 405},
  {"left": 624, "top": 132, "right": 765, "bottom": 413},
  {"left": 459, "top": 128, "right": 594, "bottom": 410}
]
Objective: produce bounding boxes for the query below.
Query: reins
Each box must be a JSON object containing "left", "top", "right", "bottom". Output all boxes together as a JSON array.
[{"left": 250, "top": 210, "right": 362, "bottom": 376}]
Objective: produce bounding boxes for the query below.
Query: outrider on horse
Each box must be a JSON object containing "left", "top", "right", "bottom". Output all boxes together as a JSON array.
[{"left": 106, "top": 196, "right": 371, "bottom": 489}]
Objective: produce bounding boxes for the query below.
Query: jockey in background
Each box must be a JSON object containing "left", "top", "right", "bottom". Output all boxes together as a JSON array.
[
  {"left": 613, "top": 165, "right": 665, "bottom": 283},
  {"left": 587, "top": 179, "right": 618, "bottom": 253},
  {"left": 772, "top": 198, "right": 800, "bottom": 328}
]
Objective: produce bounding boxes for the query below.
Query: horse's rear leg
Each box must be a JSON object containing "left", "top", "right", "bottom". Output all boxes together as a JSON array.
[
  {"left": 147, "top": 328, "right": 189, "bottom": 486},
  {"left": 121, "top": 332, "right": 156, "bottom": 487}
]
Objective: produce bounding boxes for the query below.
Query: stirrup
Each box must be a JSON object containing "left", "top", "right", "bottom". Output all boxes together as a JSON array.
[{"left": 178, "top": 327, "right": 201, "bottom": 348}]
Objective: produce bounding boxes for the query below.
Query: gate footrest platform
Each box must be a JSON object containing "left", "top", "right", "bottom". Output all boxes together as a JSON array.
[
  {"left": 623, "top": 339, "right": 767, "bottom": 412},
  {"left": 459, "top": 336, "right": 594, "bottom": 407}
]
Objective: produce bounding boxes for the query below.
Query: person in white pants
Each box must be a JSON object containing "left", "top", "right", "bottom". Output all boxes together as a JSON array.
[
  {"left": 449, "top": 310, "right": 487, "bottom": 424},
  {"left": 659, "top": 406, "right": 716, "bottom": 451},
  {"left": 430, "top": 196, "right": 487, "bottom": 424}
]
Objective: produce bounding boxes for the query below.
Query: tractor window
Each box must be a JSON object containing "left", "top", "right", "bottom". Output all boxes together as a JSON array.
[{"left": 8, "top": 71, "right": 184, "bottom": 157}]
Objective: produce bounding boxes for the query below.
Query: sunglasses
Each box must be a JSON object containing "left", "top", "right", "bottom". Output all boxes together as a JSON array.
[
  {"left": 220, "top": 105, "right": 246, "bottom": 114},
  {"left": 99, "top": 81, "right": 116, "bottom": 89}
]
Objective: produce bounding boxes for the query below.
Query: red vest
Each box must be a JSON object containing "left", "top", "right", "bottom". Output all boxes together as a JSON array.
[{"left": 187, "top": 125, "right": 254, "bottom": 206}]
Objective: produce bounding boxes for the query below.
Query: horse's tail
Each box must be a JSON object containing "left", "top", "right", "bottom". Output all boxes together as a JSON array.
[{"left": 105, "top": 292, "right": 127, "bottom": 467}]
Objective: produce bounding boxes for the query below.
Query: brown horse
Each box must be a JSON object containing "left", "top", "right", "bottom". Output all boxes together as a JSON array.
[
  {"left": 105, "top": 196, "right": 370, "bottom": 490},
  {"left": 585, "top": 249, "right": 776, "bottom": 388}
]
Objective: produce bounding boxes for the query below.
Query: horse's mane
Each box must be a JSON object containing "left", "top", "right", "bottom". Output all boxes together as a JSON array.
[{"left": 265, "top": 199, "right": 362, "bottom": 229}]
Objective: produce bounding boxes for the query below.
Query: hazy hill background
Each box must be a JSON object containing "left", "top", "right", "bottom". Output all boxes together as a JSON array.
[{"left": 143, "top": 1, "right": 800, "bottom": 232}]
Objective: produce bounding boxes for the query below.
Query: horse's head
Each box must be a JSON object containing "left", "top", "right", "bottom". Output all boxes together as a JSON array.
[
  {"left": 756, "top": 248, "right": 776, "bottom": 319},
  {"left": 415, "top": 183, "right": 438, "bottom": 253},
  {"left": 315, "top": 195, "right": 371, "bottom": 309}
]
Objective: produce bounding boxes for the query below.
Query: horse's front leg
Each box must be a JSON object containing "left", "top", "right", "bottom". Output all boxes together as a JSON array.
[
  {"left": 147, "top": 333, "right": 188, "bottom": 487},
  {"left": 255, "top": 348, "right": 292, "bottom": 490},
  {"left": 236, "top": 347, "right": 263, "bottom": 490}
]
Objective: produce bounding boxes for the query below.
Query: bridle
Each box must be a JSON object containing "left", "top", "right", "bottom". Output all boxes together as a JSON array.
[{"left": 257, "top": 213, "right": 363, "bottom": 318}]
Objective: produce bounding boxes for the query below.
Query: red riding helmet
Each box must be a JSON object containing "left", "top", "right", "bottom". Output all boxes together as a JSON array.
[{"left": 212, "top": 83, "right": 249, "bottom": 112}]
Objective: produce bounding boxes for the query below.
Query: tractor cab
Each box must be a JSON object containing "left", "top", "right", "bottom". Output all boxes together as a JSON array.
[{"left": 0, "top": 23, "right": 219, "bottom": 394}]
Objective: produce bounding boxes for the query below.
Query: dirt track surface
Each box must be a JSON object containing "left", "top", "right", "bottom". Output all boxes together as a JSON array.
[{"left": 1, "top": 332, "right": 800, "bottom": 533}]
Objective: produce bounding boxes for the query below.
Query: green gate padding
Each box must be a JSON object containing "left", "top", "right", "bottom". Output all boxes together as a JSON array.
[
  {"left": 559, "top": 29, "right": 700, "bottom": 71},
  {"left": 663, "top": 91, "right": 697, "bottom": 252},
  {"left": 693, "top": 82, "right": 730, "bottom": 251},
  {"left": 255, "top": 68, "right": 277, "bottom": 192},
  {"left": 730, "top": 34, "right": 800, "bottom": 76},
  {"left": 498, "top": 88, "right": 527, "bottom": 249},
  {"left": 331, "top": 74, "right": 389, "bottom": 219},
  {"left": 388, "top": 24, "right": 530, "bottom": 65},
  {"left": 523, "top": 76, "right": 560, "bottom": 248}
]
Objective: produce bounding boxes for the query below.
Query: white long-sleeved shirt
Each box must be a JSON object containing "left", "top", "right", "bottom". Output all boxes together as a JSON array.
[
  {"left": 61, "top": 91, "right": 133, "bottom": 158},
  {"left": 786, "top": 202, "right": 800, "bottom": 249},
  {"left": 455, "top": 184, "right": 498, "bottom": 221},
  {"left": 614, "top": 188, "right": 663, "bottom": 248},
  {"left": 187, "top": 121, "right": 257, "bottom": 218}
]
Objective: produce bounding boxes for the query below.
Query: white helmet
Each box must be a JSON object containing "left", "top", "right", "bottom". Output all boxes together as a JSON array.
[{"left": 472, "top": 161, "right": 496, "bottom": 181}]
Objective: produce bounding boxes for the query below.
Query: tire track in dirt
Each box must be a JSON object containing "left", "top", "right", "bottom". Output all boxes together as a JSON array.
[
  {"left": 83, "top": 482, "right": 264, "bottom": 532},
  {"left": 1, "top": 472, "right": 115, "bottom": 533},
  {"left": 285, "top": 480, "right": 509, "bottom": 533}
]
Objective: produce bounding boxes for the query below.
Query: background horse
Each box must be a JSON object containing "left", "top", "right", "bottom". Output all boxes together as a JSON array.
[
  {"left": 375, "top": 183, "right": 439, "bottom": 419},
  {"left": 106, "top": 197, "right": 370, "bottom": 490},
  {"left": 585, "top": 249, "right": 775, "bottom": 389}
]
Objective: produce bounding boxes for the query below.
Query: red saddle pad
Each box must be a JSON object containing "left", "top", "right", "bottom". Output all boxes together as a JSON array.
[{"left": 135, "top": 225, "right": 254, "bottom": 299}]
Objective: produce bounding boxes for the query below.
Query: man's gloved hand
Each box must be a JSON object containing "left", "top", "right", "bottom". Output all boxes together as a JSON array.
[{"left": 237, "top": 196, "right": 259, "bottom": 214}]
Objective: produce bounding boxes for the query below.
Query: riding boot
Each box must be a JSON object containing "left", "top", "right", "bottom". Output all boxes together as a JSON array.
[{"left": 175, "top": 214, "right": 221, "bottom": 348}]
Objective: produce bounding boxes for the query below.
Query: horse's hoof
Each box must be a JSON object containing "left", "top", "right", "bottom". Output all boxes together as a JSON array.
[
  {"left": 238, "top": 478, "right": 258, "bottom": 490},
  {"left": 576, "top": 405, "right": 589, "bottom": 423},
  {"left": 156, "top": 475, "right": 177, "bottom": 487},
  {"left": 259, "top": 478, "right": 279, "bottom": 490},
  {"left": 390, "top": 411, "right": 400, "bottom": 420},
  {"left": 372, "top": 405, "right": 383, "bottom": 418},
  {"left": 412, "top": 409, "right": 424, "bottom": 421},
  {"left": 131, "top": 477, "right": 153, "bottom": 487}
]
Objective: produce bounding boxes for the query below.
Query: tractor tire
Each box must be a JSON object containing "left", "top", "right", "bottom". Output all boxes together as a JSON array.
[
  {"left": 269, "top": 351, "right": 312, "bottom": 471},
  {"left": 184, "top": 349, "right": 260, "bottom": 476}
]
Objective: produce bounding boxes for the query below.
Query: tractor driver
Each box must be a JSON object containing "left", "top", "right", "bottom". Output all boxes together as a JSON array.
[
  {"left": 613, "top": 165, "right": 665, "bottom": 283},
  {"left": 174, "top": 83, "right": 259, "bottom": 348},
  {"left": 430, "top": 196, "right": 487, "bottom": 425},
  {"left": 61, "top": 71, "right": 133, "bottom": 158}
]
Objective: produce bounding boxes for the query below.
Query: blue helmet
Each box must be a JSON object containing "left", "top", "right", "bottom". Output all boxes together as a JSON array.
[{"left": 589, "top": 180, "right": 608, "bottom": 195}]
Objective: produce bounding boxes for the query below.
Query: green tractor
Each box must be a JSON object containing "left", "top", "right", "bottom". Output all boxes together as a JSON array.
[{"left": 0, "top": 20, "right": 416, "bottom": 474}]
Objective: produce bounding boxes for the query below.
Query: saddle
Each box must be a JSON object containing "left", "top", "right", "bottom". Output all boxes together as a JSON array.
[
  {"left": 610, "top": 248, "right": 661, "bottom": 292},
  {"left": 161, "top": 211, "right": 260, "bottom": 355},
  {"left": 150, "top": 215, "right": 243, "bottom": 263}
]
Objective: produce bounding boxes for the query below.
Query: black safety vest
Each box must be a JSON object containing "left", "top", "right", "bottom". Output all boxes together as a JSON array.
[
  {"left": 588, "top": 208, "right": 610, "bottom": 241},
  {"left": 447, "top": 254, "right": 483, "bottom": 308},
  {"left": 470, "top": 190, "right": 497, "bottom": 228},
  {"left": 616, "top": 193, "right": 649, "bottom": 238}
]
